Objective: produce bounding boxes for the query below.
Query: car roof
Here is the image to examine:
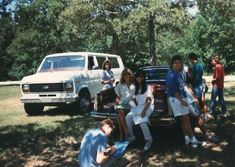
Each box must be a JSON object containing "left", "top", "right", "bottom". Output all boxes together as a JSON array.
[
  {"left": 45, "top": 52, "right": 121, "bottom": 58},
  {"left": 141, "top": 65, "right": 170, "bottom": 70}
]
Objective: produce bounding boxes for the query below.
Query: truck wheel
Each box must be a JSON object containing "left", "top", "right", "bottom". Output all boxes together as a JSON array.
[
  {"left": 78, "top": 92, "right": 91, "bottom": 114},
  {"left": 24, "top": 103, "right": 44, "bottom": 116}
]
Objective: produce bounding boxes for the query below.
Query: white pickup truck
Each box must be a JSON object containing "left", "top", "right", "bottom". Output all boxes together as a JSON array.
[{"left": 20, "top": 52, "right": 124, "bottom": 115}]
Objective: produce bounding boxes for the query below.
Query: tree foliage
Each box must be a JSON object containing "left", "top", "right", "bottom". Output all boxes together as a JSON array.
[
  {"left": 0, "top": 0, "right": 234, "bottom": 80},
  {"left": 197, "top": 0, "right": 235, "bottom": 72},
  {"left": 0, "top": 0, "right": 15, "bottom": 80},
  {"left": 7, "top": 0, "right": 69, "bottom": 79}
]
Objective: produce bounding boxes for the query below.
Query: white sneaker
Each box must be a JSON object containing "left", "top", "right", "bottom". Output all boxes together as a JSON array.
[
  {"left": 144, "top": 140, "right": 152, "bottom": 151},
  {"left": 190, "top": 142, "right": 198, "bottom": 148},
  {"left": 201, "top": 141, "right": 207, "bottom": 147},
  {"left": 189, "top": 136, "right": 201, "bottom": 148},
  {"left": 206, "top": 133, "right": 219, "bottom": 143},
  {"left": 207, "top": 113, "right": 214, "bottom": 119},
  {"left": 221, "top": 112, "right": 230, "bottom": 118}
]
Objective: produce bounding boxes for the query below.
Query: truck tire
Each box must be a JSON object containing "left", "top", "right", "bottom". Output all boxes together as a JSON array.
[
  {"left": 78, "top": 92, "right": 91, "bottom": 114},
  {"left": 24, "top": 103, "right": 44, "bottom": 116}
]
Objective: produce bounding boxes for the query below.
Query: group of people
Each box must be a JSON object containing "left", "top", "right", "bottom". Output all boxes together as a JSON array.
[
  {"left": 167, "top": 53, "right": 228, "bottom": 148},
  {"left": 100, "top": 59, "right": 154, "bottom": 151},
  {"left": 186, "top": 53, "right": 227, "bottom": 119},
  {"left": 78, "top": 53, "right": 228, "bottom": 167}
]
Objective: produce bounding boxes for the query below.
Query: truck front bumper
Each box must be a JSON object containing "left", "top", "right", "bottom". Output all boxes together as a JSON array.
[{"left": 20, "top": 93, "right": 78, "bottom": 103}]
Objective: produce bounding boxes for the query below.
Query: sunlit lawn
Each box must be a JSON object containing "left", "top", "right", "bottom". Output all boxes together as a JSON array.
[
  {"left": 0, "top": 86, "right": 75, "bottom": 128},
  {"left": 1, "top": 82, "right": 234, "bottom": 127},
  {"left": 205, "top": 81, "right": 235, "bottom": 112},
  {"left": 0, "top": 81, "right": 234, "bottom": 167},
  {"left": 0, "top": 86, "right": 97, "bottom": 166}
]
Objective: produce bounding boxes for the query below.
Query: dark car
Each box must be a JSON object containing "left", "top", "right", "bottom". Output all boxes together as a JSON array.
[{"left": 90, "top": 65, "right": 175, "bottom": 126}]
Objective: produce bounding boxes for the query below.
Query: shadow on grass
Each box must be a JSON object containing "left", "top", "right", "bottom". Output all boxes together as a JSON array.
[
  {"left": 0, "top": 112, "right": 235, "bottom": 167},
  {"left": 25, "top": 102, "right": 94, "bottom": 117},
  {"left": 0, "top": 115, "right": 97, "bottom": 167},
  {"left": 42, "top": 103, "right": 83, "bottom": 116},
  {"left": 114, "top": 110, "right": 235, "bottom": 167},
  {"left": 115, "top": 86, "right": 235, "bottom": 166},
  {"left": 0, "top": 111, "right": 234, "bottom": 166}
]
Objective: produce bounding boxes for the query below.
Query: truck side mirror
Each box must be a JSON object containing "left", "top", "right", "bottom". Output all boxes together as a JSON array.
[{"left": 92, "top": 65, "right": 99, "bottom": 70}]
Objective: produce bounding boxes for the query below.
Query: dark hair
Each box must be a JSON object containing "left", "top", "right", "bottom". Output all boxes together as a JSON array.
[
  {"left": 211, "top": 54, "right": 220, "bottom": 64},
  {"left": 120, "top": 68, "right": 133, "bottom": 84},
  {"left": 134, "top": 70, "right": 147, "bottom": 95},
  {"left": 102, "top": 60, "right": 112, "bottom": 70},
  {"left": 170, "top": 55, "right": 183, "bottom": 65},
  {"left": 99, "top": 118, "right": 115, "bottom": 129},
  {"left": 188, "top": 52, "right": 198, "bottom": 60}
]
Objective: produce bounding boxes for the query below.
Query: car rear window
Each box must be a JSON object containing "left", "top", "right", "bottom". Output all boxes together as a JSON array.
[{"left": 144, "top": 68, "right": 169, "bottom": 80}]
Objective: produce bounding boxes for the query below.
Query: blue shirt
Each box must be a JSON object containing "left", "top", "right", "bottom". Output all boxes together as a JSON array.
[
  {"left": 192, "top": 62, "right": 203, "bottom": 88},
  {"left": 166, "top": 70, "right": 186, "bottom": 98},
  {"left": 78, "top": 129, "right": 108, "bottom": 167},
  {"left": 101, "top": 69, "right": 114, "bottom": 90}
]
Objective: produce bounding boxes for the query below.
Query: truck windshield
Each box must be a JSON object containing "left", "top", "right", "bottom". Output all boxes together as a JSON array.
[{"left": 39, "top": 55, "right": 85, "bottom": 72}]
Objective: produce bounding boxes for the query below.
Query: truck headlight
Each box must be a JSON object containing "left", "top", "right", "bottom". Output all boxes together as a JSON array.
[
  {"left": 64, "top": 81, "right": 73, "bottom": 92},
  {"left": 22, "top": 84, "right": 30, "bottom": 92}
]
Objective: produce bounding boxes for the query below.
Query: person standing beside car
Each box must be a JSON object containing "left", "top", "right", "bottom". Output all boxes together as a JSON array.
[
  {"left": 188, "top": 53, "right": 212, "bottom": 119},
  {"left": 167, "top": 55, "right": 201, "bottom": 148},
  {"left": 209, "top": 55, "right": 228, "bottom": 117},
  {"left": 101, "top": 60, "right": 115, "bottom": 90},
  {"left": 188, "top": 52, "right": 204, "bottom": 104},
  {"left": 114, "top": 68, "right": 135, "bottom": 140}
]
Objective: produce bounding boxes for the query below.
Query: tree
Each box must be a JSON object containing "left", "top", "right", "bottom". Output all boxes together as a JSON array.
[
  {"left": 197, "top": 0, "right": 235, "bottom": 72},
  {"left": 0, "top": 0, "right": 15, "bottom": 80},
  {"left": 113, "top": 0, "right": 190, "bottom": 67},
  {"left": 178, "top": 14, "right": 211, "bottom": 69},
  {"left": 1, "top": 0, "right": 234, "bottom": 80},
  {"left": 7, "top": 0, "right": 69, "bottom": 79},
  {"left": 60, "top": 0, "right": 140, "bottom": 67}
]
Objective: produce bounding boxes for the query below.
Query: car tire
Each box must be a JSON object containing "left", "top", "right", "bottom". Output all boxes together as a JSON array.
[
  {"left": 24, "top": 103, "right": 44, "bottom": 116},
  {"left": 78, "top": 92, "right": 91, "bottom": 114}
]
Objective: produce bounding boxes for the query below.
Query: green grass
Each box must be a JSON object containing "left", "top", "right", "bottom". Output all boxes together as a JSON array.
[
  {"left": 0, "top": 87, "right": 64, "bottom": 127},
  {"left": 205, "top": 83, "right": 235, "bottom": 111},
  {"left": 0, "top": 86, "right": 97, "bottom": 166},
  {"left": 0, "top": 86, "right": 21, "bottom": 100},
  {"left": 0, "top": 83, "right": 234, "bottom": 167}
]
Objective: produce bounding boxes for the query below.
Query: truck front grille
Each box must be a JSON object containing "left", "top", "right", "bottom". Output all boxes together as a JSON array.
[{"left": 29, "top": 83, "right": 64, "bottom": 92}]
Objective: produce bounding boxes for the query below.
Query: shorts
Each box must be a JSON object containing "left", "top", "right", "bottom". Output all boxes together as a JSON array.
[
  {"left": 168, "top": 97, "right": 189, "bottom": 117},
  {"left": 115, "top": 104, "right": 131, "bottom": 114}
]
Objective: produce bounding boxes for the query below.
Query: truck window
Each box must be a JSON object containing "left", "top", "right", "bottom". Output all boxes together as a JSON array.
[
  {"left": 108, "top": 57, "right": 119, "bottom": 68},
  {"left": 39, "top": 56, "right": 85, "bottom": 72},
  {"left": 96, "top": 57, "right": 106, "bottom": 69},
  {"left": 88, "top": 56, "right": 95, "bottom": 70}
]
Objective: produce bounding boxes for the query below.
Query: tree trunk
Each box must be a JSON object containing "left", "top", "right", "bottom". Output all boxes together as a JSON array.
[
  {"left": 111, "top": 32, "right": 119, "bottom": 54},
  {"left": 148, "top": 15, "right": 156, "bottom": 65}
]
